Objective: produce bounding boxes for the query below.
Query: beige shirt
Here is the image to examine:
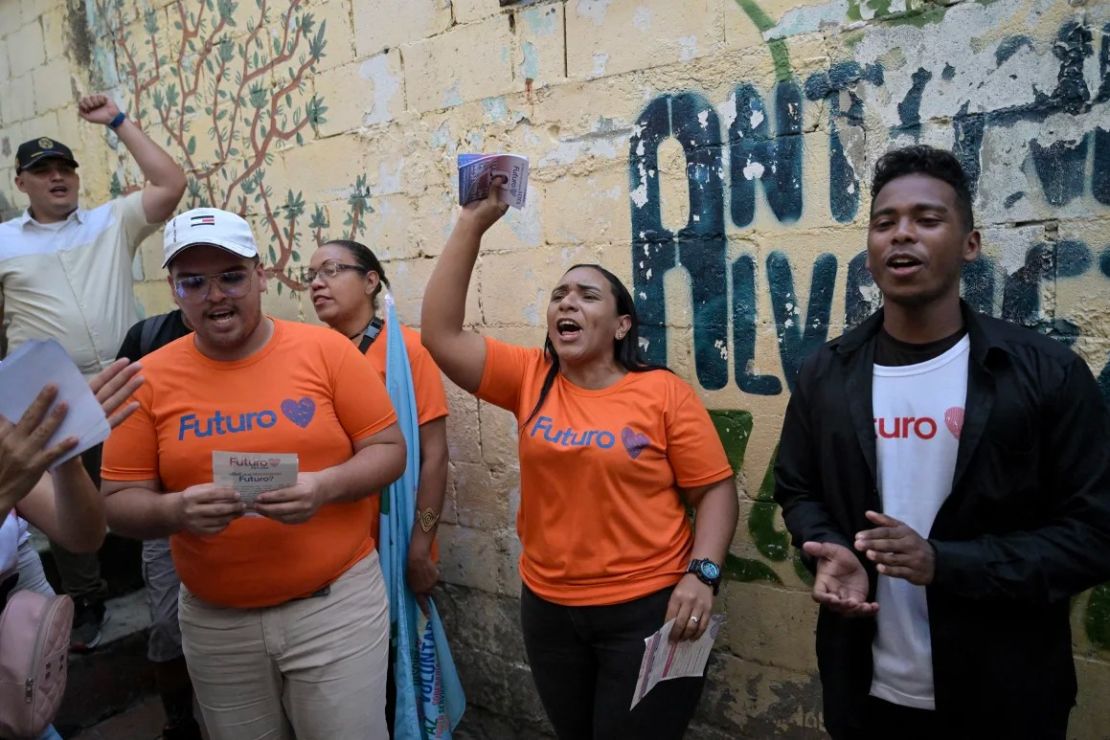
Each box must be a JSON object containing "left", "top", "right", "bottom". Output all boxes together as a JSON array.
[{"left": 0, "top": 192, "right": 158, "bottom": 377}]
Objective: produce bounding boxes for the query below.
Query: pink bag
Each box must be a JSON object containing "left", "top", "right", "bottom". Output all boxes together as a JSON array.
[{"left": 0, "top": 590, "right": 73, "bottom": 739}]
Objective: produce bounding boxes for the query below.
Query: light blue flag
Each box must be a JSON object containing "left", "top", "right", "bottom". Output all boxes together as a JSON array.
[{"left": 378, "top": 293, "right": 466, "bottom": 739}]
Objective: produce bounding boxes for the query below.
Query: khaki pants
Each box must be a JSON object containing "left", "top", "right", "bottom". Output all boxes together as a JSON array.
[{"left": 179, "top": 551, "right": 389, "bottom": 740}]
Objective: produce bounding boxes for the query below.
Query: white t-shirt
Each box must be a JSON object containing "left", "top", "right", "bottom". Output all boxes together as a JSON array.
[
  {"left": 0, "top": 192, "right": 157, "bottom": 377},
  {"left": 869, "top": 336, "right": 969, "bottom": 710}
]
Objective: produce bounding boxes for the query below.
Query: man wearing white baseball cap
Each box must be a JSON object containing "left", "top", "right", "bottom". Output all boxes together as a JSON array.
[{"left": 101, "top": 207, "right": 405, "bottom": 739}]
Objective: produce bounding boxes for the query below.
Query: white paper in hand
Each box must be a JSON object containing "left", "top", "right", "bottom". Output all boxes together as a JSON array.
[
  {"left": 212, "top": 451, "right": 298, "bottom": 507},
  {"left": 630, "top": 615, "right": 725, "bottom": 710},
  {"left": 457, "top": 153, "right": 529, "bottom": 208},
  {"left": 0, "top": 340, "right": 110, "bottom": 468}
]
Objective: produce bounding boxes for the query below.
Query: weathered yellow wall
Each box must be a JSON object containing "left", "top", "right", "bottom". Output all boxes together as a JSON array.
[{"left": 3, "top": 0, "right": 1110, "bottom": 736}]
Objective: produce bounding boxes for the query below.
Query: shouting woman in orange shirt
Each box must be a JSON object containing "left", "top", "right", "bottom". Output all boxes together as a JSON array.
[{"left": 422, "top": 181, "right": 739, "bottom": 739}]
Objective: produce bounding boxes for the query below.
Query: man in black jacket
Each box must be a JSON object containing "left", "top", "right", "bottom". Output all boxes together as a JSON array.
[{"left": 774, "top": 145, "right": 1110, "bottom": 739}]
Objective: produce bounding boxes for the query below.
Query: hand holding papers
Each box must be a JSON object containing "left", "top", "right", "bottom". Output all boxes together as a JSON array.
[
  {"left": 631, "top": 615, "right": 725, "bottom": 709},
  {"left": 0, "top": 339, "right": 112, "bottom": 469},
  {"left": 458, "top": 153, "right": 529, "bottom": 209}
]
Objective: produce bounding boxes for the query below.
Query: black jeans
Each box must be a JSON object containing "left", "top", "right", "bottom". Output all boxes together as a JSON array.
[
  {"left": 830, "top": 696, "right": 1068, "bottom": 740},
  {"left": 835, "top": 697, "right": 941, "bottom": 740},
  {"left": 520, "top": 584, "right": 706, "bottom": 740}
]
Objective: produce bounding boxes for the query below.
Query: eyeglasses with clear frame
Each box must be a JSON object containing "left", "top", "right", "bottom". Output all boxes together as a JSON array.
[
  {"left": 300, "top": 261, "right": 367, "bottom": 284},
  {"left": 173, "top": 269, "right": 253, "bottom": 303}
]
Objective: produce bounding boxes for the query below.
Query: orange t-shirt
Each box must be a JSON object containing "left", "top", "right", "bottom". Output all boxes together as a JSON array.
[
  {"left": 363, "top": 323, "right": 449, "bottom": 426},
  {"left": 477, "top": 337, "right": 733, "bottom": 606},
  {"left": 101, "top": 319, "right": 398, "bottom": 608},
  {"left": 362, "top": 322, "right": 448, "bottom": 553}
]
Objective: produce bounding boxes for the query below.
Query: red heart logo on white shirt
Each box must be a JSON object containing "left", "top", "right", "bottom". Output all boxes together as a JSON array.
[{"left": 945, "top": 407, "right": 965, "bottom": 439}]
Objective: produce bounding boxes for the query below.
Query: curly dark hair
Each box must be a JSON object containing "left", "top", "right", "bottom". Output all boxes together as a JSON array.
[{"left": 871, "top": 145, "right": 974, "bottom": 231}]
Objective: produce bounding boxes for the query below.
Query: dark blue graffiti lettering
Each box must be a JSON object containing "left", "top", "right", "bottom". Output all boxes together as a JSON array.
[
  {"left": 896, "top": 67, "right": 932, "bottom": 138},
  {"left": 961, "top": 259, "right": 996, "bottom": 316},
  {"left": 730, "top": 81, "right": 803, "bottom": 227},
  {"left": 1000, "top": 241, "right": 1090, "bottom": 342},
  {"left": 767, "top": 252, "right": 837, "bottom": 392},
  {"left": 629, "top": 24, "right": 1109, "bottom": 396},
  {"left": 732, "top": 255, "right": 783, "bottom": 395},
  {"left": 995, "top": 36, "right": 1034, "bottom": 67},
  {"left": 630, "top": 93, "right": 729, "bottom": 389},
  {"left": 1030, "top": 137, "right": 1090, "bottom": 206},
  {"left": 844, "top": 251, "right": 874, "bottom": 329},
  {"left": 957, "top": 22, "right": 1108, "bottom": 196},
  {"left": 804, "top": 63, "right": 884, "bottom": 223},
  {"left": 953, "top": 102, "right": 986, "bottom": 199},
  {"left": 1094, "top": 127, "right": 1110, "bottom": 206}
]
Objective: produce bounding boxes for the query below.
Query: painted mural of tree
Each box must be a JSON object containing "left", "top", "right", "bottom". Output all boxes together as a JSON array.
[{"left": 90, "top": 0, "right": 371, "bottom": 292}]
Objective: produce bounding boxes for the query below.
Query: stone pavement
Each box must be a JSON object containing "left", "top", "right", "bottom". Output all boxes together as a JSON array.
[
  {"left": 70, "top": 696, "right": 169, "bottom": 740},
  {"left": 54, "top": 589, "right": 157, "bottom": 737}
]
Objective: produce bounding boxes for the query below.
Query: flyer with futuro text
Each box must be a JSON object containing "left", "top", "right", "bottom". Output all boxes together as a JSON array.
[
  {"left": 631, "top": 615, "right": 725, "bottom": 709},
  {"left": 212, "top": 451, "right": 298, "bottom": 507}
]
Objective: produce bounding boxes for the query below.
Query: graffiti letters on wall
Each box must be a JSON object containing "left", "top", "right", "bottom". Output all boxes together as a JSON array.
[
  {"left": 631, "top": 18, "right": 1110, "bottom": 396},
  {"left": 629, "top": 17, "right": 1110, "bottom": 638}
]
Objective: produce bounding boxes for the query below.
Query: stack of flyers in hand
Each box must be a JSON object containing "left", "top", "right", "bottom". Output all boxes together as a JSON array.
[
  {"left": 457, "top": 153, "right": 529, "bottom": 209},
  {"left": 213, "top": 451, "right": 298, "bottom": 509},
  {"left": 630, "top": 615, "right": 725, "bottom": 709},
  {"left": 0, "top": 339, "right": 110, "bottom": 468}
]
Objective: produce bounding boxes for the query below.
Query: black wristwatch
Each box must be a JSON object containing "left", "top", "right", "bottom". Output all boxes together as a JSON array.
[{"left": 687, "top": 558, "right": 722, "bottom": 595}]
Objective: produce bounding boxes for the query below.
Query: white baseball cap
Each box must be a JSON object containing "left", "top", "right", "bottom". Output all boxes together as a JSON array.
[{"left": 162, "top": 207, "right": 259, "bottom": 267}]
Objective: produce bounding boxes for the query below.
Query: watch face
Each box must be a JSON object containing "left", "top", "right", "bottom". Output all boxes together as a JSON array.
[{"left": 700, "top": 561, "right": 721, "bottom": 580}]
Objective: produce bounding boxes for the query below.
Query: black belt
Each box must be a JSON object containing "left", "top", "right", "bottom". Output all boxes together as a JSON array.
[{"left": 288, "top": 584, "right": 331, "bottom": 603}]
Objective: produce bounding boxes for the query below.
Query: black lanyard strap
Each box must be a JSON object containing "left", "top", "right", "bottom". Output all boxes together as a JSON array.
[{"left": 357, "top": 317, "right": 384, "bottom": 354}]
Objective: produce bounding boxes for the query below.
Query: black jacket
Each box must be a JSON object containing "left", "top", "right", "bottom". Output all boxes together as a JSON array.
[{"left": 774, "top": 303, "right": 1110, "bottom": 738}]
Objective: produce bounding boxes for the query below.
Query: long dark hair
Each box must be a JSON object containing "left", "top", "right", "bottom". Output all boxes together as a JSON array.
[
  {"left": 523, "top": 264, "right": 669, "bottom": 425},
  {"left": 325, "top": 239, "right": 391, "bottom": 309}
]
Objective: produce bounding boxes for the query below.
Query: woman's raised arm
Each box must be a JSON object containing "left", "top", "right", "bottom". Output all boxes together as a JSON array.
[{"left": 421, "top": 179, "right": 508, "bottom": 393}]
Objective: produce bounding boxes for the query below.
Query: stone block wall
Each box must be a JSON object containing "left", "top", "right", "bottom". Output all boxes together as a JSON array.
[{"left": 2, "top": 0, "right": 1109, "bottom": 735}]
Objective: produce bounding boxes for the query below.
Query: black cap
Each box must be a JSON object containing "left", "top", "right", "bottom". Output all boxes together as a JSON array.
[{"left": 16, "top": 137, "right": 79, "bottom": 174}]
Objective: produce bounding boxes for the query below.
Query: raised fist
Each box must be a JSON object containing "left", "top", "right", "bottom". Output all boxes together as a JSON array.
[{"left": 78, "top": 94, "right": 122, "bottom": 125}]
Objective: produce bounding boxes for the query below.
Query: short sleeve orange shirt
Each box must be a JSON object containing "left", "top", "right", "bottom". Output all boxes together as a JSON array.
[
  {"left": 362, "top": 322, "right": 448, "bottom": 553},
  {"left": 363, "top": 323, "right": 448, "bottom": 426},
  {"left": 476, "top": 337, "right": 733, "bottom": 606},
  {"left": 101, "top": 319, "right": 398, "bottom": 608}
]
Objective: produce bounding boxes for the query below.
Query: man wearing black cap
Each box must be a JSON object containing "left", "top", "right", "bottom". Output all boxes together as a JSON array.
[{"left": 0, "top": 93, "right": 186, "bottom": 652}]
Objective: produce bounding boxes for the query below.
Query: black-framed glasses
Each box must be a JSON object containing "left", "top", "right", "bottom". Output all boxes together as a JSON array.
[
  {"left": 300, "top": 261, "right": 367, "bottom": 284},
  {"left": 173, "top": 269, "right": 253, "bottom": 303}
]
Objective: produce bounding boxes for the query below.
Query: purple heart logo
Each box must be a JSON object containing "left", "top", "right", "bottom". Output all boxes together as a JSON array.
[
  {"left": 621, "top": 427, "right": 650, "bottom": 460},
  {"left": 281, "top": 398, "right": 316, "bottom": 428}
]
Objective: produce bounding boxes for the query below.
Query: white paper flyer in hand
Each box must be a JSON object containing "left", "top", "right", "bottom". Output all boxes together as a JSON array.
[
  {"left": 0, "top": 339, "right": 110, "bottom": 469},
  {"left": 631, "top": 615, "right": 725, "bottom": 710},
  {"left": 457, "top": 153, "right": 529, "bottom": 209},
  {"left": 212, "top": 451, "right": 298, "bottom": 507}
]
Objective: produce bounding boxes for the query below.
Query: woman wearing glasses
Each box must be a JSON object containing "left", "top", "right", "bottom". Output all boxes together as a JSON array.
[{"left": 304, "top": 241, "right": 449, "bottom": 606}]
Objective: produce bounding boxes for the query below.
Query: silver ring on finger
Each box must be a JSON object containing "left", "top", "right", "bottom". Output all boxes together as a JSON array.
[{"left": 689, "top": 615, "right": 700, "bottom": 624}]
